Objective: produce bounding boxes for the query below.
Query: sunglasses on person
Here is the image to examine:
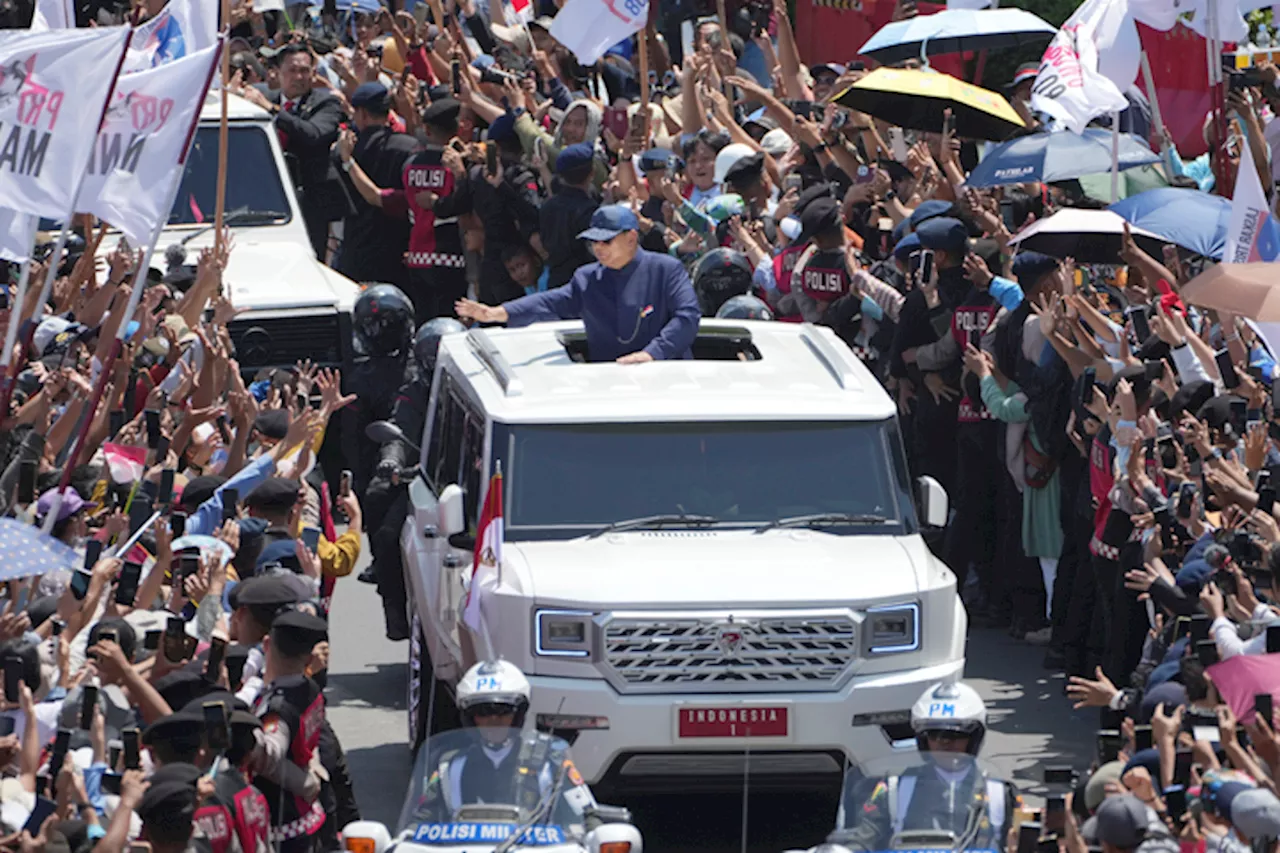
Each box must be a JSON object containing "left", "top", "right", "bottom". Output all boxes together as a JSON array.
[{"left": 925, "top": 730, "right": 969, "bottom": 743}]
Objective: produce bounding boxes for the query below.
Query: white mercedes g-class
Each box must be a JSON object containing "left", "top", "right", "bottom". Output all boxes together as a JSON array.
[{"left": 401, "top": 320, "right": 966, "bottom": 792}]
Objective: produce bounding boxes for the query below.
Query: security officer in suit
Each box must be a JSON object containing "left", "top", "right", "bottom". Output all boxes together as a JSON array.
[
  {"left": 832, "top": 682, "right": 1018, "bottom": 852},
  {"left": 229, "top": 43, "right": 349, "bottom": 260}
]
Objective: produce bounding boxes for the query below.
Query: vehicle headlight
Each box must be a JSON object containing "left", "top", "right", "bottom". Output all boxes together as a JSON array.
[
  {"left": 865, "top": 603, "right": 919, "bottom": 654},
  {"left": 534, "top": 609, "right": 593, "bottom": 658}
]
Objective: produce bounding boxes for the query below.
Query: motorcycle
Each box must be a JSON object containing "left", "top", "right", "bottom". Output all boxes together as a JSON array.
[
  {"left": 784, "top": 752, "right": 1013, "bottom": 853},
  {"left": 341, "top": 727, "right": 643, "bottom": 853}
]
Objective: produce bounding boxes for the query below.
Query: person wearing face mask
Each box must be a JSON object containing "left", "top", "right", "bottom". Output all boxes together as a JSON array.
[{"left": 455, "top": 205, "right": 700, "bottom": 364}]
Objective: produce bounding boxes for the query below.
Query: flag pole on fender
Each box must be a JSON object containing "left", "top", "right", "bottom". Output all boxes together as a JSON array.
[{"left": 43, "top": 38, "right": 225, "bottom": 533}]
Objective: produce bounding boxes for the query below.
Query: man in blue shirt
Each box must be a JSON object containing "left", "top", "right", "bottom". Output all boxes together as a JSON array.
[{"left": 455, "top": 205, "right": 701, "bottom": 363}]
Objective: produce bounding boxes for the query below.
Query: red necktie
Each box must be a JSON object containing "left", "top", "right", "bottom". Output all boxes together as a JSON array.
[{"left": 277, "top": 100, "right": 294, "bottom": 148}]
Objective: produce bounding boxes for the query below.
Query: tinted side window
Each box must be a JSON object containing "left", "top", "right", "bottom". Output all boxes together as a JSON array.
[
  {"left": 460, "top": 414, "right": 485, "bottom": 524},
  {"left": 424, "top": 376, "right": 451, "bottom": 491}
]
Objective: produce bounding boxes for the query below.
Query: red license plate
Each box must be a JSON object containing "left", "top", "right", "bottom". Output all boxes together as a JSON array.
[{"left": 678, "top": 707, "right": 788, "bottom": 738}]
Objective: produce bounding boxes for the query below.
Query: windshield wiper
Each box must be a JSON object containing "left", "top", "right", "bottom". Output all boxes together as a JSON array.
[
  {"left": 177, "top": 208, "right": 288, "bottom": 243},
  {"left": 753, "top": 512, "right": 888, "bottom": 534},
  {"left": 586, "top": 513, "right": 718, "bottom": 539}
]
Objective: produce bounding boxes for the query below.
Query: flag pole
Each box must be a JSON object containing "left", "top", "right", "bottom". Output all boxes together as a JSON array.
[
  {"left": 637, "top": 25, "right": 650, "bottom": 137},
  {"left": 1139, "top": 51, "right": 1174, "bottom": 178},
  {"left": 213, "top": 0, "right": 231, "bottom": 265},
  {"left": 1110, "top": 110, "right": 1121, "bottom": 202},
  {"left": 43, "top": 41, "right": 224, "bottom": 534}
]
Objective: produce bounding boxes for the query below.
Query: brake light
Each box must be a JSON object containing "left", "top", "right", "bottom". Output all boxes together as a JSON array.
[{"left": 344, "top": 837, "right": 376, "bottom": 853}]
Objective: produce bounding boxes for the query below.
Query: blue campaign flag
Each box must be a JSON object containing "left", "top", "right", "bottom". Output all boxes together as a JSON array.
[{"left": 0, "top": 519, "right": 80, "bottom": 581}]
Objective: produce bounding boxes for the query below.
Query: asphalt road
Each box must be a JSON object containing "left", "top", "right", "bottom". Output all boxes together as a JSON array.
[{"left": 325, "top": 547, "right": 1099, "bottom": 853}]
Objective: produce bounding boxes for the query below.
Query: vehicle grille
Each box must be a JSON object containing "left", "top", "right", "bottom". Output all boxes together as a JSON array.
[
  {"left": 228, "top": 311, "right": 347, "bottom": 371},
  {"left": 599, "top": 610, "right": 859, "bottom": 694}
]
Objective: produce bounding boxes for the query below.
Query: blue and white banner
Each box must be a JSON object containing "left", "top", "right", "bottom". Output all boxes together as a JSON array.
[
  {"left": 123, "top": 0, "right": 218, "bottom": 73},
  {"left": 549, "top": 0, "right": 647, "bottom": 66}
]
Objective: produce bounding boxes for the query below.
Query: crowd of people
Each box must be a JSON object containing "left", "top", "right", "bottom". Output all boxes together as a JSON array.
[{"left": 0, "top": 0, "right": 1277, "bottom": 848}]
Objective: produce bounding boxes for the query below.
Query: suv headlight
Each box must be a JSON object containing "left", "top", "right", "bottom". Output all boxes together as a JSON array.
[
  {"left": 534, "top": 609, "right": 593, "bottom": 658},
  {"left": 865, "top": 603, "right": 919, "bottom": 654}
]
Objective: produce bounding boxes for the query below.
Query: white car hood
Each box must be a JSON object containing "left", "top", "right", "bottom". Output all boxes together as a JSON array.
[{"left": 505, "top": 531, "right": 921, "bottom": 608}]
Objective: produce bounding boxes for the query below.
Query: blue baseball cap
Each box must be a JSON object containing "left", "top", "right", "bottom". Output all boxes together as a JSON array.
[
  {"left": 915, "top": 216, "right": 969, "bottom": 252},
  {"left": 1012, "top": 250, "right": 1058, "bottom": 282},
  {"left": 487, "top": 110, "right": 519, "bottom": 142},
  {"left": 908, "top": 199, "right": 954, "bottom": 230},
  {"left": 577, "top": 205, "right": 639, "bottom": 242},
  {"left": 893, "top": 231, "right": 921, "bottom": 261},
  {"left": 350, "top": 82, "right": 389, "bottom": 109},
  {"left": 555, "top": 142, "right": 594, "bottom": 175}
]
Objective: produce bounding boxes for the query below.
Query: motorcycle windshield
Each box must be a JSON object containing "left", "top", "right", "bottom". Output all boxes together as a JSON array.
[
  {"left": 830, "top": 752, "right": 1010, "bottom": 853},
  {"left": 396, "top": 728, "right": 580, "bottom": 848}
]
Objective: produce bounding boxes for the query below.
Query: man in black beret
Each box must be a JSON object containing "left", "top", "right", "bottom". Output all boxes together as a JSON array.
[
  {"left": 243, "top": 478, "right": 304, "bottom": 557},
  {"left": 248, "top": 611, "right": 330, "bottom": 853}
]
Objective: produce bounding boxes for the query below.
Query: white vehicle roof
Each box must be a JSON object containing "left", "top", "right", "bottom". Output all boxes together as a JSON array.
[
  {"left": 441, "top": 320, "right": 897, "bottom": 424},
  {"left": 199, "top": 90, "right": 271, "bottom": 123}
]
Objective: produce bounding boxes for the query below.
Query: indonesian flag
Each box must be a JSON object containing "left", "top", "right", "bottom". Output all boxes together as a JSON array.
[
  {"left": 1224, "top": 136, "right": 1280, "bottom": 264},
  {"left": 510, "top": 0, "right": 534, "bottom": 23},
  {"left": 462, "top": 469, "right": 503, "bottom": 637},
  {"left": 102, "top": 443, "right": 146, "bottom": 484}
]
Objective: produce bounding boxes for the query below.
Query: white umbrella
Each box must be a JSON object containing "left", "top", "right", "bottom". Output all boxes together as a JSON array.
[
  {"left": 857, "top": 8, "right": 1058, "bottom": 65},
  {"left": 1008, "top": 208, "right": 1169, "bottom": 263}
]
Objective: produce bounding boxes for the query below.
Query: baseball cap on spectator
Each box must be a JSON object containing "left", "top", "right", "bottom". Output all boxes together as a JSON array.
[
  {"left": 915, "top": 217, "right": 969, "bottom": 252},
  {"left": 179, "top": 475, "right": 227, "bottom": 513},
  {"left": 1007, "top": 62, "right": 1040, "bottom": 92},
  {"left": 351, "top": 82, "right": 390, "bottom": 111},
  {"left": 744, "top": 110, "right": 779, "bottom": 136},
  {"left": 797, "top": 197, "right": 843, "bottom": 244},
  {"left": 555, "top": 143, "right": 595, "bottom": 175},
  {"left": 1173, "top": 559, "right": 1213, "bottom": 596},
  {"left": 723, "top": 152, "right": 766, "bottom": 188},
  {"left": 253, "top": 409, "right": 290, "bottom": 441},
  {"left": 422, "top": 98, "right": 461, "bottom": 129},
  {"left": 486, "top": 110, "right": 520, "bottom": 142},
  {"left": 1085, "top": 761, "right": 1126, "bottom": 811},
  {"left": 714, "top": 143, "right": 756, "bottom": 184},
  {"left": 1201, "top": 777, "right": 1255, "bottom": 819},
  {"left": 639, "top": 148, "right": 676, "bottom": 173},
  {"left": 1012, "top": 251, "right": 1058, "bottom": 283},
  {"left": 577, "top": 205, "right": 639, "bottom": 242},
  {"left": 1232, "top": 789, "right": 1280, "bottom": 839},
  {"left": 1094, "top": 794, "right": 1151, "bottom": 848},
  {"left": 36, "top": 488, "right": 92, "bottom": 523},
  {"left": 759, "top": 128, "right": 794, "bottom": 157},
  {"left": 1138, "top": 681, "right": 1188, "bottom": 721},
  {"left": 893, "top": 232, "right": 922, "bottom": 261},
  {"left": 909, "top": 200, "right": 955, "bottom": 230},
  {"left": 1170, "top": 379, "right": 1215, "bottom": 420},
  {"left": 810, "top": 62, "right": 845, "bottom": 78},
  {"left": 1121, "top": 748, "right": 1162, "bottom": 782},
  {"left": 244, "top": 478, "right": 302, "bottom": 514}
]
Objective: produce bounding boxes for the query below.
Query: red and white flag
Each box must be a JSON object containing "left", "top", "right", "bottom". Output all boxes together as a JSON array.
[
  {"left": 510, "top": 0, "right": 534, "bottom": 23},
  {"left": 102, "top": 442, "right": 146, "bottom": 484},
  {"left": 462, "top": 469, "right": 503, "bottom": 637},
  {"left": 0, "top": 27, "right": 130, "bottom": 221},
  {"left": 84, "top": 42, "right": 220, "bottom": 244}
]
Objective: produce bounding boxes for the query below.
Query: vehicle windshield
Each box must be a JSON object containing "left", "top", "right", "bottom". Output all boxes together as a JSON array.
[
  {"left": 166, "top": 126, "right": 291, "bottom": 228},
  {"left": 502, "top": 420, "right": 909, "bottom": 532},
  {"left": 395, "top": 728, "right": 586, "bottom": 847},
  {"left": 830, "top": 752, "right": 1008, "bottom": 853}
]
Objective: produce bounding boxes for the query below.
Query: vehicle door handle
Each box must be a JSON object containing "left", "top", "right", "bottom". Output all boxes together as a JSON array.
[
  {"left": 422, "top": 525, "right": 438, "bottom": 539},
  {"left": 443, "top": 554, "right": 465, "bottom": 569}
]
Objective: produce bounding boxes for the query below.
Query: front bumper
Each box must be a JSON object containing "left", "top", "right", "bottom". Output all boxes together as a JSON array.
[{"left": 528, "top": 655, "right": 964, "bottom": 789}]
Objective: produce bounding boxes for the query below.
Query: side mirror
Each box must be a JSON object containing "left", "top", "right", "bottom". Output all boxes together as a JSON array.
[
  {"left": 916, "top": 475, "right": 948, "bottom": 528},
  {"left": 438, "top": 484, "right": 465, "bottom": 537},
  {"left": 339, "top": 821, "right": 391, "bottom": 853},
  {"left": 583, "top": 821, "right": 642, "bottom": 853}
]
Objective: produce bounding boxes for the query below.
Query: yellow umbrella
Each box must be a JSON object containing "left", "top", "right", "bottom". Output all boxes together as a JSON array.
[{"left": 833, "top": 67, "right": 1025, "bottom": 141}]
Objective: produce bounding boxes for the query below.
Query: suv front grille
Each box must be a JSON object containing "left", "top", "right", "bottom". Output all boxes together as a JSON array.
[
  {"left": 228, "top": 311, "right": 347, "bottom": 371},
  {"left": 599, "top": 610, "right": 859, "bottom": 694}
]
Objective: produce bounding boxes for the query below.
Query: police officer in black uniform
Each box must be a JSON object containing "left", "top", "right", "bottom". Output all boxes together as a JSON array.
[
  {"left": 365, "top": 317, "right": 465, "bottom": 640},
  {"left": 342, "top": 284, "right": 416, "bottom": 510},
  {"left": 692, "top": 248, "right": 754, "bottom": 317},
  {"left": 249, "top": 611, "right": 330, "bottom": 853}
]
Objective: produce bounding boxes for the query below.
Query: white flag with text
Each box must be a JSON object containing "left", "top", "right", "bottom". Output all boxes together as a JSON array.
[
  {"left": 88, "top": 43, "right": 220, "bottom": 245},
  {"left": 29, "top": 0, "right": 74, "bottom": 31},
  {"left": 549, "top": 0, "right": 647, "bottom": 65},
  {"left": 0, "top": 27, "right": 130, "bottom": 221},
  {"left": 1031, "top": 0, "right": 1132, "bottom": 133},
  {"left": 123, "top": 0, "right": 218, "bottom": 73}
]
